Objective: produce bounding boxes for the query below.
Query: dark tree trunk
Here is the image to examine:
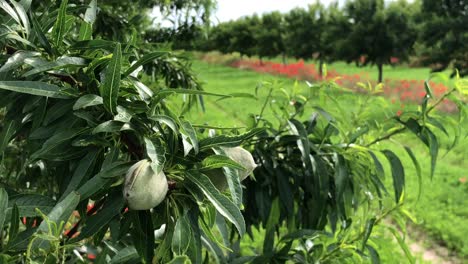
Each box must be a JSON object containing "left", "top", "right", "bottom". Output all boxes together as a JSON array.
[
  {"left": 377, "top": 63, "right": 383, "bottom": 83},
  {"left": 319, "top": 59, "right": 324, "bottom": 79}
]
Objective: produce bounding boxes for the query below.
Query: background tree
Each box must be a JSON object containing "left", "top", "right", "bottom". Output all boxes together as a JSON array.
[
  {"left": 283, "top": 7, "right": 317, "bottom": 60},
  {"left": 340, "top": 0, "right": 417, "bottom": 82},
  {"left": 255, "top": 11, "right": 286, "bottom": 63},
  {"left": 229, "top": 15, "right": 260, "bottom": 58},
  {"left": 419, "top": 0, "right": 468, "bottom": 76}
]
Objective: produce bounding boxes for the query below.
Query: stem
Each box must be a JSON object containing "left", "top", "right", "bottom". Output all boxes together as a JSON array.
[
  {"left": 365, "top": 127, "right": 406, "bottom": 147},
  {"left": 254, "top": 88, "right": 273, "bottom": 129},
  {"left": 425, "top": 89, "right": 455, "bottom": 115}
]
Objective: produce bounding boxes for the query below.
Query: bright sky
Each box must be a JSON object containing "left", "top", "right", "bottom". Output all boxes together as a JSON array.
[{"left": 214, "top": 0, "right": 341, "bottom": 22}]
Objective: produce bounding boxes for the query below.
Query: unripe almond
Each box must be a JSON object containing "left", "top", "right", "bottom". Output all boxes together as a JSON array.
[
  {"left": 221, "top": 146, "right": 257, "bottom": 181},
  {"left": 123, "top": 159, "right": 168, "bottom": 210},
  {"left": 206, "top": 147, "right": 257, "bottom": 191}
]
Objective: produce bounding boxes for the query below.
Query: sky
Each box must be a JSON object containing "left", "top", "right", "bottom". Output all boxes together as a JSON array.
[{"left": 214, "top": 0, "right": 341, "bottom": 23}]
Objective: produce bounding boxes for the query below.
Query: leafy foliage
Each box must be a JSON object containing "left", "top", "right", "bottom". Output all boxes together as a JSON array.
[
  {"left": 0, "top": 1, "right": 252, "bottom": 262},
  {"left": 0, "top": 0, "right": 466, "bottom": 263},
  {"left": 419, "top": 0, "right": 468, "bottom": 76}
]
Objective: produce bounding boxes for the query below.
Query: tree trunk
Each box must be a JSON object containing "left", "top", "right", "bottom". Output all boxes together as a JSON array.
[
  {"left": 319, "top": 59, "right": 324, "bottom": 79},
  {"left": 377, "top": 63, "right": 383, "bottom": 83},
  {"left": 282, "top": 52, "right": 287, "bottom": 65}
]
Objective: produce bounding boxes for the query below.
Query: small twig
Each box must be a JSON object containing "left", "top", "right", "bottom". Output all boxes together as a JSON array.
[{"left": 365, "top": 127, "right": 406, "bottom": 147}]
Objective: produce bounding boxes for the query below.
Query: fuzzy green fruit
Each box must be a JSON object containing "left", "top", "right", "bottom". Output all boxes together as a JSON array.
[
  {"left": 123, "top": 159, "right": 168, "bottom": 210},
  {"left": 206, "top": 147, "right": 257, "bottom": 191}
]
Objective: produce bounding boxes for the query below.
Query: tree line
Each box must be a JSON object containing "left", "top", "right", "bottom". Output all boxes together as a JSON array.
[{"left": 165, "top": 0, "right": 467, "bottom": 83}]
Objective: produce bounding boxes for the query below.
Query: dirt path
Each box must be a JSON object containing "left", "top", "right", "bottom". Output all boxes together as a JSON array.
[{"left": 407, "top": 225, "right": 464, "bottom": 264}]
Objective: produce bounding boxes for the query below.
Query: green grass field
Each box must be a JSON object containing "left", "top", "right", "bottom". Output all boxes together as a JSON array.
[{"left": 183, "top": 60, "right": 468, "bottom": 260}]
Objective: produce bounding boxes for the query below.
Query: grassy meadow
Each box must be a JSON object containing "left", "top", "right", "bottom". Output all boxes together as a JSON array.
[{"left": 181, "top": 60, "right": 468, "bottom": 260}]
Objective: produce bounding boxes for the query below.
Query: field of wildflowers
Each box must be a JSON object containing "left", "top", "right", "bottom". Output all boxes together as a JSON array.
[{"left": 198, "top": 52, "right": 456, "bottom": 112}]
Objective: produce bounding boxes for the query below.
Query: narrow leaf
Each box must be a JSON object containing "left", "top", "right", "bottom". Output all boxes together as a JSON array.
[
  {"left": 382, "top": 150, "right": 405, "bottom": 203},
  {"left": 72, "top": 193, "right": 124, "bottom": 241},
  {"left": 61, "top": 149, "right": 99, "bottom": 199},
  {"left": 362, "top": 218, "right": 376, "bottom": 250},
  {"left": 185, "top": 171, "right": 245, "bottom": 236},
  {"left": 0, "top": 120, "right": 19, "bottom": 153},
  {"left": 199, "top": 128, "right": 263, "bottom": 150},
  {"left": 110, "top": 247, "right": 139, "bottom": 263},
  {"left": 403, "top": 146, "right": 422, "bottom": 200},
  {"left": 0, "top": 51, "right": 40, "bottom": 73},
  {"left": 83, "top": 0, "right": 97, "bottom": 23},
  {"left": 37, "top": 191, "right": 80, "bottom": 233},
  {"left": 52, "top": 0, "right": 68, "bottom": 48},
  {"left": 201, "top": 155, "right": 244, "bottom": 170},
  {"left": 172, "top": 215, "right": 192, "bottom": 256},
  {"left": 0, "top": 81, "right": 73, "bottom": 98},
  {"left": 123, "top": 51, "right": 167, "bottom": 77},
  {"left": 180, "top": 120, "right": 198, "bottom": 154},
  {"left": 100, "top": 43, "right": 121, "bottom": 114},
  {"left": 144, "top": 137, "right": 165, "bottom": 174},
  {"left": 0, "top": 188, "right": 8, "bottom": 228},
  {"left": 73, "top": 94, "right": 103, "bottom": 110}
]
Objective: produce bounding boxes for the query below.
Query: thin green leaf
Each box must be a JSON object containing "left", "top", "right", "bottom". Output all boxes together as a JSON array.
[
  {"left": 263, "top": 198, "right": 280, "bottom": 254},
  {"left": 92, "top": 120, "right": 132, "bottom": 134},
  {"left": 0, "top": 188, "right": 8, "bottom": 228},
  {"left": 123, "top": 51, "right": 168, "bottom": 77},
  {"left": 100, "top": 43, "right": 121, "bottom": 114},
  {"left": 0, "top": 81, "right": 73, "bottom": 98},
  {"left": 73, "top": 94, "right": 103, "bottom": 110},
  {"left": 0, "top": 120, "right": 19, "bottom": 153},
  {"left": 37, "top": 191, "right": 80, "bottom": 234},
  {"left": 8, "top": 204, "right": 19, "bottom": 243},
  {"left": 110, "top": 246, "right": 139, "bottom": 263},
  {"left": 95, "top": 161, "right": 133, "bottom": 179},
  {"left": 61, "top": 149, "right": 99, "bottom": 199},
  {"left": 0, "top": 0, "right": 20, "bottom": 24},
  {"left": 172, "top": 215, "right": 192, "bottom": 256},
  {"left": 114, "top": 106, "right": 133, "bottom": 122},
  {"left": 167, "top": 255, "right": 191, "bottom": 264},
  {"left": 10, "top": 0, "right": 30, "bottom": 36},
  {"left": 403, "top": 146, "right": 422, "bottom": 200},
  {"left": 201, "top": 155, "right": 244, "bottom": 170},
  {"left": 388, "top": 227, "right": 415, "bottom": 264},
  {"left": 150, "top": 115, "right": 178, "bottom": 133},
  {"left": 72, "top": 193, "right": 124, "bottom": 241},
  {"left": 22, "top": 56, "right": 86, "bottom": 77},
  {"left": 130, "top": 210, "right": 155, "bottom": 263},
  {"left": 157, "top": 89, "right": 229, "bottom": 97},
  {"left": 382, "top": 150, "right": 405, "bottom": 203},
  {"left": 424, "top": 80, "right": 434, "bottom": 98},
  {"left": 30, "top": 129, "right": 84, "bottom": 160},
  {"left": 78, "top": 21, "right": 92, "bottom": 41},
  {"left": 362, "top": 218, "right": 376, "bottom": 250},
  {"left": 365, "top": 245, "right": 380, "bottom": 264},
  {"left": 0, "top": 51, "right": 40, "bottom": 73},
  {"left": 424, "top": 128, "right": 439, "bottom": 179},
  {"left": 52, "top": 0, "right": 68, "bottom": 48},
  {"left": 71, "top": 39, "right": 116, "bottom": 51},
  {"left": 180, "top": 120, "right": 198, "bottom": 155},
  {"left": 83, "top": 0, "right": 97, "bottom": 23},
  {"left": 6, "top": 194, "right": 55, "bottom": 217},
  {"left": 29, "top": 10, "right": 53, "bottom": 55},
  {"left": 334, "top": 154, "right": 348, "bottom": 199},
  {"left": 144, "top": 137, "right": 166, "bottom": 175},
  {"left": 185, "top": 171, "right": 245, "bottom": 236},
  {"left": 198, "top": 128, "right": 264, "bottom": 150}
]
